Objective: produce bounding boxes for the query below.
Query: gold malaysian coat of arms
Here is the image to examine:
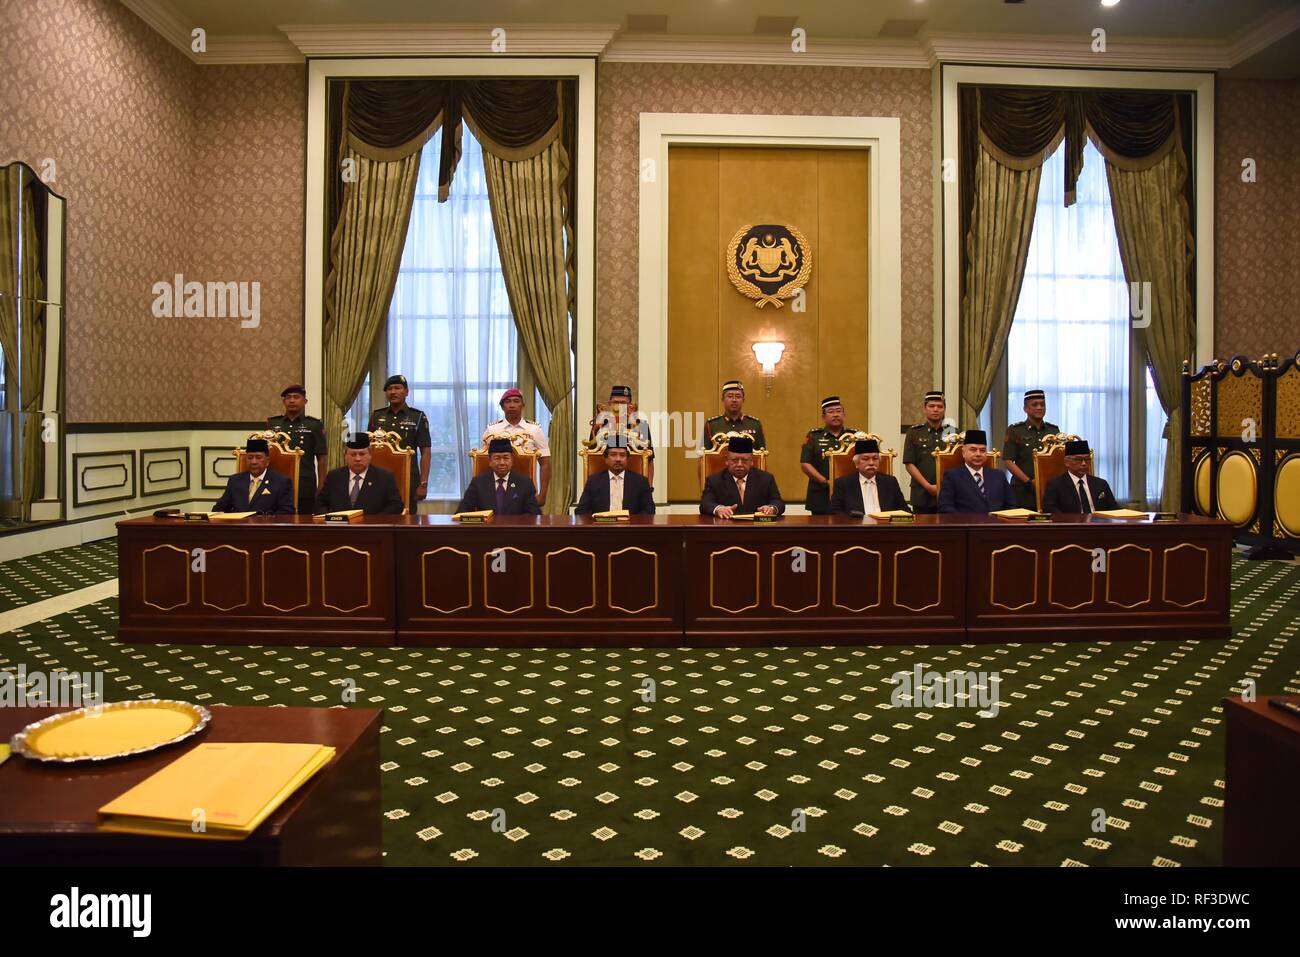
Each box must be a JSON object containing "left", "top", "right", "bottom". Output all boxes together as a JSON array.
[{"left": 726, "top": 224, "right": 812, "bottom": 308}]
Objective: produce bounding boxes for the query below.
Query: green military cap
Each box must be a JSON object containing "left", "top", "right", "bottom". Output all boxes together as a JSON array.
[
  {"left": 280, "top": 384, "right": 305, "bottom": 397},
  {"left": 721, "top": 380, "right": 744, "bottom": 395},
  {"left": 821, "top": 395, "right": 842, "bottom": 411},
  {"left": 384, "top": 374, "right": 408, "bottom": 389}
]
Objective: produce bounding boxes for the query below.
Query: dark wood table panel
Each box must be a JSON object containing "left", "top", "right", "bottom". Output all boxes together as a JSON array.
[
  {"left": 1223, "top": 695, "right": 1300, "bottom": 866},
  {"left": 118, "top": 516, "right": 398, "bottom": 647},
  {"left": 0, "top": 706, "right": 382, "bottom": 866}
]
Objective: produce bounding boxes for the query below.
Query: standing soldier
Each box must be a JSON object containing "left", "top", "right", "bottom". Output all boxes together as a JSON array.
[
  {"left": 1003, "top": 388, "right": 1059, "bottom": 510},
  {"left": 903, "top": 390, "right": 948, "bottom": 514},
  {"left": 589, "top": 384, "right": 655, "bottom": 488},
  {"left": 799, "top": 396, "right": 856, "bottom": 515},
  {"left": 368, "top": 374, "right": 432, "bottom": 508},
  {"left": 267, "top": 384, "right": 327, "bottom": 514},
  {"left": 482, "top": 387, "right": 551, "bottom": 507},
  {"left": 701, "top": 380, "right": 767, "bottom": 451}
]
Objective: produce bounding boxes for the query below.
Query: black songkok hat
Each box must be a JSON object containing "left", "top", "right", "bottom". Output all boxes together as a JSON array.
[{"left": 727, "top": 435, "right": 755, "bottom": 454}]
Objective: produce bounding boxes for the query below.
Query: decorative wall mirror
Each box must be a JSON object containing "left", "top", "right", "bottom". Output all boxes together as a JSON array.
[{"left": 0, "top": 161, "right": 65, "bottom": 529}]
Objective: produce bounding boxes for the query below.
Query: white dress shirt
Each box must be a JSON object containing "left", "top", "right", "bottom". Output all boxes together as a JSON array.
[
  {"left": 482, "top": 418, "right": 551, "bottom": 457},
  {"left": 1071, "top": 473, "right": 1096, "bottom": 511},
  {"left": 858, "top": 474, "right": 880, "bottom": 514},
  {"left": 608, "top": 471, "right": 625, "bottom": 511}
]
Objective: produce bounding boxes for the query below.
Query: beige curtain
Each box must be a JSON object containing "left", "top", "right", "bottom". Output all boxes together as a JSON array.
[
  {"left": 0, "top": 170, "right": 47, "bottom": 519},
  {"left": 1104, "top": 146, "right": 1195, "bottom": 510},
  {"left": 322, "top": 147, "right": 422, "bottom": 467},
  {"left": 959, "top": 145, "right": 1044, "bottom": 426},
  {"left": 480, "top": 137, "right": 575, "bottom": 514}
]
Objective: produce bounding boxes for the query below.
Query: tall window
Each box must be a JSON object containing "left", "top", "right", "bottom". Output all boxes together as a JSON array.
[
  {"left": 981, "top": 137, "right": 1166, "bottom": 506},
  {"left": 348, "top": 124, "right": 550, "bottom": 500}
]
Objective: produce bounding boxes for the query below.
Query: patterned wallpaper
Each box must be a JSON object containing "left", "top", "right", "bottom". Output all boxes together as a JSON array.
[
  {"left": 595, "top": 63, "right": 935, "bottom": 421},
  {"left": 1215, "top": 78, "right": 1300, "bottom": 362},
  {"left": 0, "top": 0, "right": 304, "bottom": 422}
]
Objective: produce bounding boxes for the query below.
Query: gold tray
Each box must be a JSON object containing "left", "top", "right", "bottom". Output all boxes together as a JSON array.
[{"left": 10, "top": 699, "right": 211, "bottom": 764}]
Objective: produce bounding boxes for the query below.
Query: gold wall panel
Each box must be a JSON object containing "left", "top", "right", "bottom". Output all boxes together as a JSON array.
[
  {"left": 200, "top": 544, "right": 250, "bottom": 612},
  {"left": 1048, "top": 544, "right": 1095, "bottom": 610},
  {"left": 261, "top": 545, "right": 310, "bottom": 613},
  {"left": 141, "top": 543, "right": 190, "bottom": 611},
  {"left": 1189, "top": 375, "right": 1212, "bottom": 437},
  {"left": 709, "top": 546, "right": 760, "bottom": 613},
  {"left": 1216, "top": 450, "right": 1257, "bottom": 527},
  {"left": 1215, "top": 370, "right": 1263, "bottom": 438},
  {"left": 321, "top": 546, "right": 372, "bottom": 614},
  {"left": 666, "top": 146, "right": 870, "bottom": 501},
  {"left": 989, "top": 544, "right": 1038, "bottom": 611},
  {"left": 1193, "top": 451, "right": 1211, "bottom": 515},
  {"left": 1162, "top": 543, "right": 1209, "bottom": 608},
  {"left": 1104, "top": 544, "right": 1153, "bottom": 609},
  {"left": 1275, "top": 365, "right": 1300, "bottom": 438},
  {"left": 546, "top": 548, "right": 597, "bottom": 614},
  {"left": 483, "top": 547, "right": 535, "bottom": 614},
  {"left": 1274, "top": 454, "right": 1300, "bottom": 538},
  {"left": 832, "top": 546, "right": 882, "bottom": 612},
  {"left": 421, "top": 547, "right": 472, "bottom": 614},
  {"left": 770, "top": 546, "right": 822, "bottom": 613},
  {"left": 893, "top": 545, "right": 942, "bottom": 613},
  {"left": 608, "top": 547, "right": 660, "bottom": 614}
]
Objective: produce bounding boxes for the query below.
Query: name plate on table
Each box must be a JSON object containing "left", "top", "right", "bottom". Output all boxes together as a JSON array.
[
  {"left": 452, "top": 510, "right": 493, "bottom": 523},
  {"left": 1153, "top": 512, "right": 1178, "bottom": 523},
  {"left": 183, "top": 512, "right": 210, "bottom": 522},
  {"left": 887, "top": 514, "right": 916, "bottom": 524},
  {"left": 319, "top": 509, "right": 363, "bottom": 524},
  {"left": 1026, "top": 513, "right": 1053, "bottom": 523},
  {"left": 593, "top": 510, "right": 630, "bottom": 523}
]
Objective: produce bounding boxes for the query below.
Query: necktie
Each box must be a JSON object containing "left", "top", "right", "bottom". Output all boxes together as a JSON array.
[
  {"left": 736, "top": 477, "right": 747, "bottom": 505},
  {"left": 247, "top": 475, "right": 261, "bottom": 506},
  {"left": 973, "top": 470, "right": 985, "bottom": 498},
  {"left": 1077, "top": 478, "right": 1091, "bottom": 514},
  {"left": 496, "top": 478, "right": 507, "bottom": 513},
  {"left": 863, "top": 478, "right": 879, "bottom": 514},
  {"left": 349, "top": 474, "right": 361, "bottom": 506},
  {"left": 610, "top": 474, "right": 623, "bottom": 512}
]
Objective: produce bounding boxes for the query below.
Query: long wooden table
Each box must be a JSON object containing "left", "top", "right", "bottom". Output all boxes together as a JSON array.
[{"left": 116, "top": 514, "right": 1232, "bottom": 647}]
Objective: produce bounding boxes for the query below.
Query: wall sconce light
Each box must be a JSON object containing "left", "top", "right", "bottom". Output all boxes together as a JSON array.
[{"left": 751, "top": 341, "right": 786, "bottom": 395}]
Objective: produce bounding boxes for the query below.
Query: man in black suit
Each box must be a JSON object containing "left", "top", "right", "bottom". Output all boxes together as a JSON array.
[
  {"left": 1042, "top": 439, "right": 1118, "bottom": 514},
  {"left": 575, "top": 435, "right": 655, "bottom": 515},
  {"left": 315, "top": 435, "right": 405, "bottom": 514},
  {"left": 830, "top": 438, "right": 910, "bottom": 515},
  {"left": 938, "top": 429, "right": 1014, "bottom": 513},
  {"left": 456, "top": 437, "right": 541, "bottom": 515},
  {"left": 213, "top": 438, "right": 295, "bottom": 515},
  {"left": 700, "top": 435, "right": 784, "bottom": 518}
]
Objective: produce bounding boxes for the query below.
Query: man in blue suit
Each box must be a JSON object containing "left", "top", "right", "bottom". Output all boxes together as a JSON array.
[
  {"left": 938, "top": 429, "right": 1013, "bottom": 513},
  {"left": 456, "top": 437, "right": 542, "bottom": 515},
  {"left": 213, "top": 438, "right": 295, "bottom": 515},
  {"left": 575, "top": 435, "right": 655, "bottom": 515}
]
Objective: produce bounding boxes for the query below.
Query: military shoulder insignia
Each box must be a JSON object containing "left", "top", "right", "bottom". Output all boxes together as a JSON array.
[{"left": 727, "top": 224, "right": 812, "bottom": 308}]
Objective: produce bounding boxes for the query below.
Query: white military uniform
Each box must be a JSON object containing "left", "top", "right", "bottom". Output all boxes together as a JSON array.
[{"left": 482, "top": 418, "right": 550, "bottom": 457}]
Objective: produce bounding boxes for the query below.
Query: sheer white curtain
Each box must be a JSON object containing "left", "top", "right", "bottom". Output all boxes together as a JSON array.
[
  {"left": 385, "top": 125, "right": 517, "bottom": 499},
  {"left": 995, "top": 137, "right": 1164, "bottom": 503}
]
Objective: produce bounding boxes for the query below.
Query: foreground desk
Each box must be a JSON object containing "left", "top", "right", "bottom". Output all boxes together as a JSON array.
[
  {"left": 116, "top": 514, "right": 1232, "bottom": 647},
  {"left": 1223, "top": 694, "right": 1300, "bottom": 866},
  {"left": 0, "top": 706, "right": 382, "bottom": 866}
]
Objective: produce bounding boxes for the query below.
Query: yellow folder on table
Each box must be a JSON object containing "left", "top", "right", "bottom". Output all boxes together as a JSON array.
[
  {"left": 592, "top": 509, "right": 629, "bottom": 521},
  {"left": 206, "top": 511, "right": 257, "bottom": 521},
  {"left": 452, "top": 509, "right": 494, "bottom": 521},
  {"left": 1094, "top": 508, "right": 1150, "bottom": 518},
  {"left": 98, "top": 742, "right": 335, "bottom": 840},
  {"left": 869, "top": 510, "right": 914, "bottom": 519},
  {"left": 0, "top": 744, "right": 9, "bottom": 767},
  {"left": 990, "top": 508, "right": 1042, "bottom": 519}
]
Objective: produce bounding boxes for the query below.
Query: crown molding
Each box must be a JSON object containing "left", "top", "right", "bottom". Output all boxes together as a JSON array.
[
  {"left": 200, "top": 36, "right": 304, "bottom": 65},
  {"left": 922, "top": 32, "right": 1229, "bottom": 71},
  {"left": 121, "top": 0, "right": 193, "bottom": 59},
  {"left": 602, "top": 34, "right": 930, "bottom": 68},
  {"left": 278, "top": 22, "right": 620, "bottom": 57},
  {"left": 1226, "top": 3, "right": 1300, "bottom": 66}
]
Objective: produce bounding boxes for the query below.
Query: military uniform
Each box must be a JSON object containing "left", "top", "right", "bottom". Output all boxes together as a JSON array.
[
  {"left": 267, "top": 412, "right": 327, "bottom": 513},
  {"left": 800, "top": 426, "right": 855, "bottom": 515},
  {"left": 903, "top": 422, "right": 946, "bottom": 513},
  {"left": 702, "top": 414, "right": 766, "bottom": 451},
  {"left": 1003, "top": 418, "right": 1059, "bottom": 509},
  {"left": 592, "top": 409, "right": 654, "bottom": 460},
  {"left": 368, "top": 404, "right": 431, "bottom": 503}
]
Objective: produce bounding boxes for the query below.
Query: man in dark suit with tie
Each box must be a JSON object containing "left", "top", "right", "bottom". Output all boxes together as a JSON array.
[
  {"left": 700, "top": 435, "right": 784, "bottom": 518},
  {"left": 315, "top": 435, "right": 405, "bottom": 514},
  {"left": 575, "top": 435, "right": 655, "bottom": 515},
  {"left": 1042, "top": 439, "right": 1119, "bottom": 514},
  {"left": 830, "top": 438, "right": 910, "bottom": 515},
  {"left": 938, "top": 429, "right": 1014, "bottom": 513},
  {"left": 213, "top": 438, "right": 295, "bottom": 515},
  {"left": 456, "top": 437, "right": 542, "bottom": 515}
]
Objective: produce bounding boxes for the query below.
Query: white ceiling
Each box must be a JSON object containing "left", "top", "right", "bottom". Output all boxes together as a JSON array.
[{"left": 125, "top": 0, "right": 1300, "bottom": 75}]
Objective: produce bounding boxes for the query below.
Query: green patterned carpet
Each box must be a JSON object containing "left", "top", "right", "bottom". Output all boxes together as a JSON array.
[
  {"left": 0, "top": 539, "right": 118, "bottom": 611},
  {"left": 1, "top": 542, "right": 1297, "bottom": 865}
]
